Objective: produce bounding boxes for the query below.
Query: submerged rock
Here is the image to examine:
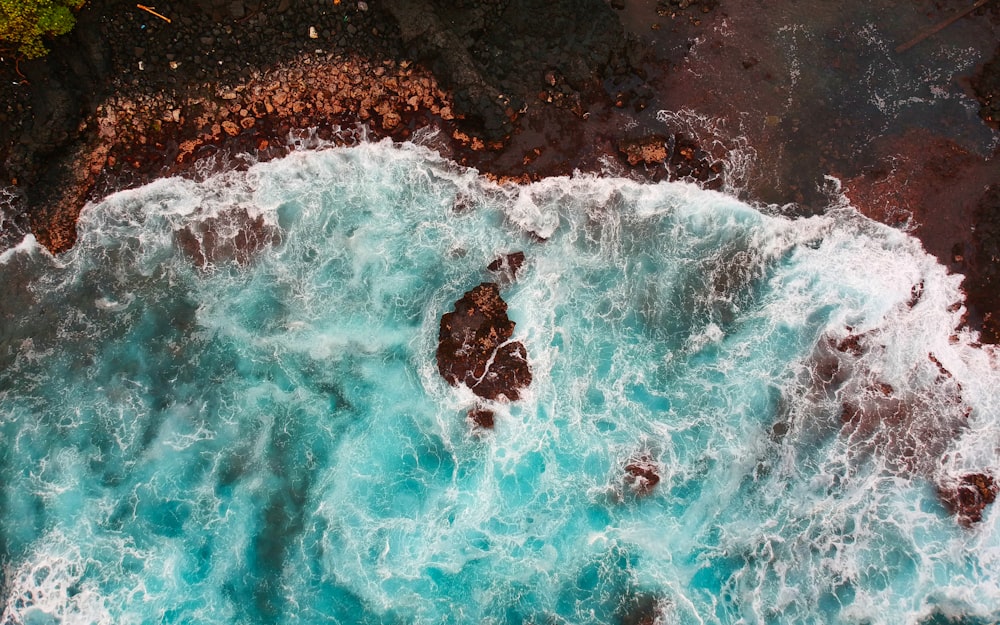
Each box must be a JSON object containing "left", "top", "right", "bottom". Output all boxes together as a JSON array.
[
  {"left": 624, "top": 454, "right": 661, "bottom": 497},
  {"left": 467, "top": 407, "right": 495, "bottom": 430},
  {"left": 436, "top": 283, "right": 532, "bottom": 401},
  {"left": 175, "top": 207, "right": 280, "bottom": 268},
  {"left": 487, "top": 251, "right": 526, "bottom": 282},
  {"left": 939, "top": 473, "right": 998, "bottom": 526}
]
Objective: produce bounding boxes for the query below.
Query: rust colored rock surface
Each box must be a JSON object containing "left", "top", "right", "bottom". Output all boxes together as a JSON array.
[
  {"left": 624, "top": 454, "right": 661, "bottom": 496},
  {"left": 436, "top": 283, "right": 532, "bottom": 401},
  {"left": 940, "top": 473, "right": 998, "bottom": 526},
  {"left": 468, "top": 408, "right": 496, "bottom": 430}
]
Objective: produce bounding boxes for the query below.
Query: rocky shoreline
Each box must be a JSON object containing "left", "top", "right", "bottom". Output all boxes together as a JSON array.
[
  {"left": 2, "top": 0, "right": 1000, "bottom": 528},
  {"left": 3, "top": 2, "right": 1000, "bottom": 330}
]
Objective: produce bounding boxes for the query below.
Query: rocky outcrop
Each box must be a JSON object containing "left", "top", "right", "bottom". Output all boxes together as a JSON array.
[
  {"left": 174, "top": 207, "right": 280, "bottom": 268},
  {"left": 487, "top": 251, "right": 525, "bottom": 283},
  {"left": 624, "top": 454, "right": 661, "bottom": 497},
  {"left": 619, "top": 133, "right": 723, "bottom": 188},
  {"left": 939, "top": 473, "right": 998, "bottom": 526},
  {"left": 467, "top": 407, "right": 495, "bottom": 430},
  {"left": 436, "top": 282, "right": 532, "bottom": 401}
]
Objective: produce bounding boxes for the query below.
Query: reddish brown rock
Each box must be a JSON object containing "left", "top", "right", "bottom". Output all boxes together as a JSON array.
[
  {"left": 436, "top": 283, "right": 532, "bottom": 401},
  {"left": 619, "top": 135, "right": 668, "bottom": 166},
  {"left": 939, "top": 473, "right": 998, "bottom": 526},
  {"left": 624, "top": 454, "right": 661, "bottom": 496},
  {"left": 175, "top": 208, "right": 280, "bottom": 269},
  {"left": 618, "top": 133, "right": 723, "bottom": 188},
  {"left": 468, "top": 408, "right": 495, "bottom": 430}
]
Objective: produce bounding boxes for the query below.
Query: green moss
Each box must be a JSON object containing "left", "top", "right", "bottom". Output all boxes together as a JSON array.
[{"left": 0, "top": 0, "right": 86, "bottom": 58}]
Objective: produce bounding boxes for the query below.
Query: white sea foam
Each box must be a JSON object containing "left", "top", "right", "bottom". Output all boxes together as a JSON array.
[{"left": 0, "top": 140, "right": 997, "bottom": 625}]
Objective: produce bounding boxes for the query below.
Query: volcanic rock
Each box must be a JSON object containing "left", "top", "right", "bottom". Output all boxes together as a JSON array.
[
  {"left": 940, "top": 473, "right": 998, "bottom": 526},
  {"left": 468, "top": 408, "right": 495, "bottom": 430},
  {"left": 487, "top": 251, "right": 525, "bottom": 282},
  {"left": 436, "top": 282, "right": 532, "bottom": 401},
  {"left": 175, "top": 207, "right": 280, "bottom": 268},
  {"left": 624, "top": 454, "right": 661, "bottom": 496}
]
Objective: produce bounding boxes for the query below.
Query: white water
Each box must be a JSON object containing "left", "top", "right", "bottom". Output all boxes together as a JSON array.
[{"left": 0, "top": 140, "right": 997, "bottom": 625}]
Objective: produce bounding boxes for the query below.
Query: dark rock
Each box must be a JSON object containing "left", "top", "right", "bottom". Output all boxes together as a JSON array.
[
  {"left": 468, "top": 408, "right": 495, "bottom": 429},
  {"left": 619, "top": 593, "right": 664, "bottom": 625},
  {"left": 972, "top": 44, "right": 1000, "bottom": 126},
  {"left": 487, "top": 251, "right": 525, "bottom": 282},
  {"left": 436, "top": 283, "right": 532, "bottom": 401},
  {"left": 174, "top": 207, "right": 280, "bottom": 268},
  {"left": 908, "top": 280, "right": 924, "bottom": 308},
  {"left": 624, "top": 454, "right": 660, "bottom": 496},
  {"left": 382, "top": 0, "right": 510, "bottom": 140},
  {"left": 964, "top": 185, "right": 1000, "bottom": 344},
  {"left": 939, "top": 473, "right": 998, "bottom": 526}
]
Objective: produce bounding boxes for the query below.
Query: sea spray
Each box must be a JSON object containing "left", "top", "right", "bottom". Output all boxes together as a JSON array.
[{"left": 0, "top": 140, "right": 997, "bottom": 625}]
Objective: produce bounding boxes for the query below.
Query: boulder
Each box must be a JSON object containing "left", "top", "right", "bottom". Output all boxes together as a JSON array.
[
  {"left": 940, "top": 473, "right": 998, "bottom": 526},
  {"left": 624, "top": 454, "right": 660, "bottom": 496},
  {"left": 468, "top": 408, "right": 495, "bottom": 430},
  {"left": 487, "top": 251, "right": 526, "bottom": 282},
  {"left": 436, "top": 283, "right": 532, "bottom": 401}
]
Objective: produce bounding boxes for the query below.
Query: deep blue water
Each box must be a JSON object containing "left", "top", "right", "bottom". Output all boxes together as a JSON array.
[{"left": 1, "top": 141, "right": 997, "bottom": 624}]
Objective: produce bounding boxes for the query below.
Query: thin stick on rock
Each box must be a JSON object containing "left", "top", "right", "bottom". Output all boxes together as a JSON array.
[
  {"left": 136, "top": 4, "right": 172, "bottom": 23},
  {"left": 896, "top": 0, "right": 990, "bottom": 53}
]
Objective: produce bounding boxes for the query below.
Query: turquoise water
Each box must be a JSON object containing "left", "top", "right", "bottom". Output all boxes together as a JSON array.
[{"left": 1, "top": 141, "right": 998, "bottom": 624}]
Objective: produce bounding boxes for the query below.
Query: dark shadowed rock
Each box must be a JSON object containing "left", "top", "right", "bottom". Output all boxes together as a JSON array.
[
  {"left": 939, "top": 473, "right": 998, "bottom": 526},
  {"left": 972, "top": 44, "right": 1000, "bottom": 126},
  {"left": 467, "top": 407, "right": 495, "bottom": 430},
  {"left": 964, "top": 185, "right": 1000, "bottom": 344},
  {"left": 487, "top": 251, "right": 525, "bottom": 282},
  {"left": 175, "top": 207, "right": 280, "bottom": 268},
  {"left": 619, "top": 593, "right": 665, "bottom": 625},
  {"left": 436, "top": 282, "right": 532, "bottom": 401}
]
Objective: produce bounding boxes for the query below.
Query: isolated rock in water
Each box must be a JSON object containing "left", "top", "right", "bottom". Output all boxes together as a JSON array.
[
  {"left": 468, "top": 408, "right": 495, "bottom": 430},
  {"left": 487, "top": 251, "right": 526, "bottom": 282},
  {"left": 437, "top": 283, "right": 532, "bottom": 401},
  {"left": 624, "top": 454, "right": 661, "bottom": 496},
  {"left": 940, "top": 473, "right": 998, "bottom": 526}
]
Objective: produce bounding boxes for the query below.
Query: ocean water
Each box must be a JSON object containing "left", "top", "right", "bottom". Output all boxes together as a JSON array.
[{"left": 1, "top": 140, "right": 998, "bottom": 625}]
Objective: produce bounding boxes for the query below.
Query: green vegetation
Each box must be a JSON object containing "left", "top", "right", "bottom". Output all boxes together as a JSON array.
[{"left": 0, "top": 0, "right": 86, "bottom": 58}]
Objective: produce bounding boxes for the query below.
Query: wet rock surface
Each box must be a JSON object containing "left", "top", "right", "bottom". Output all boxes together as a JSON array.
[
  {"left": 175, "top": 207, "right": 280, "bottom": 268},
  {"left": 487, "top": 250, "right": 525, "bottom": 283},
  {"left": 802, "top": 325, "right": 995, "bottom": 523},
  {"left": 618, "top": 133, "right": 723, "bottom": 188},
  {"left": 623, "top": 454, "right": 661, "bottom": 497},
  {"left": 467, "top": 407, "right": 496, "bottom": 430},
  {"left": 436, "top": 282, "right": 532, "bottom": 402},
  {"left": 939, "top": 473, "right": 998, "bottom": 526}
]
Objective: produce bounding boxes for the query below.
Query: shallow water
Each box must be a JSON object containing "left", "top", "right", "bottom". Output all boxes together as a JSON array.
[{"left": 1, "top": 141, "right": 998, "bottom": 624}]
